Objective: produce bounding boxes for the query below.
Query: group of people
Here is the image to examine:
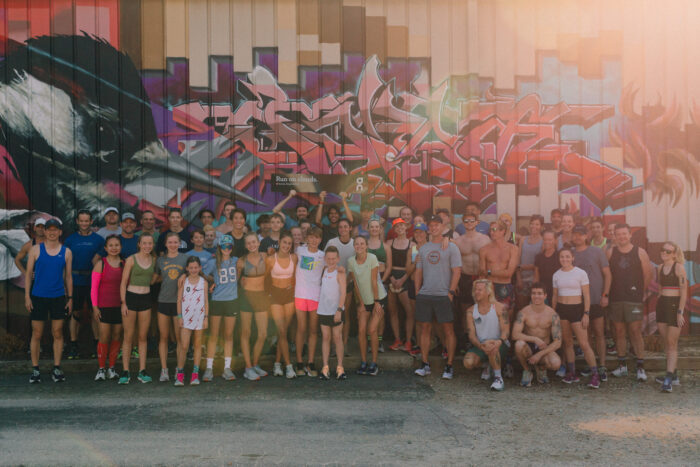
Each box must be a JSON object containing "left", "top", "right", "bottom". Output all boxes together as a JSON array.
[{"left": 19, "top": 192, "right": 687, "bottom": 393}]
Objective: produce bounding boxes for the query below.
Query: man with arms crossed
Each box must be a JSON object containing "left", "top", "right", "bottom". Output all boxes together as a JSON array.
[
  {"left": 414, "top": 216, "right": 462, "bottom": 379},
  {"left": 512, "top": 283, "right": 562, "bottom": 386},
  {"left": 463, "top": 279, "right": 510, "bottom": 391}
]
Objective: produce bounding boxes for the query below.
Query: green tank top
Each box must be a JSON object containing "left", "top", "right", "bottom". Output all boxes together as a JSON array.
[
  {"left": 130, "top": 256, "right": 155, "bottom": 287},
  {"left": 368, "top": 241, "right": 386, "bottom": 264}
]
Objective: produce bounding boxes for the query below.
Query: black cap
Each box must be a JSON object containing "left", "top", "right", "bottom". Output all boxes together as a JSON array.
[
  {"left": 573, "top": 224, "right": 587, "bottom": 235},
  {"left": 427, "top": 215, "right": 443, "bottom": 224},
  {"left": 45, "top": 218, "right": 62, "bottom": 229}
]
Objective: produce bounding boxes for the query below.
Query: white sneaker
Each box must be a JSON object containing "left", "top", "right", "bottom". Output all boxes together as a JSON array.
[
  {"left": 107, "top": 367, "right": 119, "bottom": 380},
  {"left": 202, "top": 368, "right": 214, "bottom": 382},
  {"left": 273, "top": 362, "right": 283, "bottom": 377},
  {"left": 555, "top": 365, "right": 566, "bottom": 378},
  {"left": 253, "top": 365, "right": 268, "bottom": 377},
  {"left": 285, "top": 364, "right": 296, "bottom": 379},
  {"left": 636, "top": 368, "right": 647, "bottom": 382},
  {"left": 480, "top": 365, "right": 491, "bottom": 381},
  {"left": 94, "top": 368, "right": 106, "bottom": 381},
  {"left": 612, "top": 365, "right": 628, "bottom": 377},
  {"left": 244, "top": 367, "right": 260, "bottom": 381},
  {"left": 159, "top": 368, "right": 169, "bottom": 382},
  {"left": 414, "top": 363, "right": 431, "bottom": 377},
  {"left": 490, "top": 376, "right": 505, "bottom": 391},
  {"left": 222, "top": 368, "right": 236, "bottom": 381}
]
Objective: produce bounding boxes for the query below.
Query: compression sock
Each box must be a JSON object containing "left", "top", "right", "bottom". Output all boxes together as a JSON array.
[
  {"left": 636, "top": 359, "right": 644, "bottom": 369},
  {"left": 206, "top": 358, "right": 214, "bottom": 369},
  {"left": 97, "top": 342, "right": 108, "bottom": 368},
  {"left": 224, "top": 357, "right": 232, "bottom": 369},
  {"left": 566, "top": 362, "right": 575, "bottom": 375},
  {"left": 193, "top": 365, "right": 200, "bottom": 373},
  {"left": 33, "top": 365, "right": 40, "bottom": 371},
  {"left": 108, "top": 341, "right": 121, "bottom": 367},
  {"left": 493, "top": 369, "right": 502, "bottom": 379}
]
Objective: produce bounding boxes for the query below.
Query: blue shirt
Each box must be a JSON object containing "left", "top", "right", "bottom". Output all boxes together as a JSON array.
[
  {"left": 205, "top": 257, "right": 239, "bottom": 301},
  {"left": 454, "top": 220, "right": 490, "bottom": 236},
  {"left": 186, "top": 249, "right": 214, "bottom": 271},
  {"left": 64, "top": 232, "right": 104, "bottom": 286},
  {"left": 119, "top": 235, "right": 139, "bottom": 259}
]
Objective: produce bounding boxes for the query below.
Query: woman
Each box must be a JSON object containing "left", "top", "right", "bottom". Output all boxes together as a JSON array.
[
  {"left": 317, "top": 246, "right": 347, "bottom": 380},
  {"left": 367, "top": 219, "right": 387, "bottom": 353},
  {"left": 215, "top": 201, "right": 236, "bottom": 233},
  {"left": 290, "top": 226, "right": 304, "bottom": 252},
  {"left": 267, "top": 233, "right": 298, "bottom": 379},
  {"left": 552, "top": 247, "right": 600, "bottom": 388},
  {"left": 153, "top": 233, "right": 188, "bottom": 382},
  {"left": 119, "top": 233, "right": 156, "bottom": 384},
  {"left": 237, "top": 233, "right": 270, "bottom": 381},
  {"left": 91, "top": 235, "right": 123, "bottom": 381},
  {"left": 385, "top": 218, "right": 414, "bottom": 352},
  {"left": 557, "top": 214, "right": 575, "bottom": 249},
  {"left": 655, "top": 242, "right": 688, "bottom": 392},
  {"left": 203, "top": 235, "right": 240, "bottom": 382},
  {"left": 348, "top": 236, "right": 387, "bottom": 376}
]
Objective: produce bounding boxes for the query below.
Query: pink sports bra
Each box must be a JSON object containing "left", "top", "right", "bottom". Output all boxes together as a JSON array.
[{"left": 271, "top": 254, "right": 294, "bottom": 279}]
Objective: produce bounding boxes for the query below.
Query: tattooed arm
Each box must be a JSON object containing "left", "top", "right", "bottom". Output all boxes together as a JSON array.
[
  {"left": 466, "top": 308, "right": 482, "bottom": 350},
  {"left": 497, "top": 302, "right": 510, "bottom": 341},
  {"left": 535, "top": 313, "right": 562, "bottom": 358}
]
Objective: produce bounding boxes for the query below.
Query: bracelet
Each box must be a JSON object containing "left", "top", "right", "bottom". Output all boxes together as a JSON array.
[
  {"left": 584, "top": 311, "right": 590, "bottom": 315},
  {"left": 177, "top": 314, "right": 183, "bottom": 318}
]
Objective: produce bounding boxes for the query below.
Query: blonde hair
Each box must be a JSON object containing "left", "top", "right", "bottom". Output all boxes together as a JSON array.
[
  {"left": 203, "top": 225, "right": 215, "bottom": 233},
  {"left": 664, "top": 242, "right": 685, "bottom": 264},
  {"left": 472, "top": 279, "right": 496, "bottom": 304}
]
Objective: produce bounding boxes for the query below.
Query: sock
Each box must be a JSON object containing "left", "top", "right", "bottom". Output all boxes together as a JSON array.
[
  {"left": 636, "top": 359, "right": 644, "bottom": 369},
  {"left": 618, "top": 357, "right": 626, "bottom": 368},
  {"left": 566, "top": 362, "right": 575, "bottom": 375},
  {"left": 673, "top": 370, "right": 678, "bottom": 378},
  {"left": 206, "top": 358, "right": 214, "bottom": 369},
  {"left": 193, "top": 365, "right": 200, "bottom": 373},
  {"left": 493, "top": 369, "right": 502, "bottom": 379},
  {"left": 97, "top": 342, "right": 108, "bottom": 369},
  {"left": 224, "top": 357, "right": 232, "bottom": 369},
  {"left": 590, "top": 366, "right": 599, "bottom": 375},
  {"left": 108, "top": 341, "right": 120, "bottom": 368},
  {"left": 666, "top": 371, "right": 674, "bottom": 379},
  {"left": 33, "top": 365, "right": 40, "bottom": 371},
  {"left": 176, "top": 367, "right": 183, "bottom": 373},
  {"left": 53, "top": 365, "right": 60, "bottom": 371}
]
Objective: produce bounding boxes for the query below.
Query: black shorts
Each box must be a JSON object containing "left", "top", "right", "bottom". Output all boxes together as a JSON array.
[
  {"left": 319, "top": 310, "right": 345, "bottom": 327},
  {"left": 240, "top": 290, "right": 271, "bottom": 313},
  {"left": 458, "top": 274, "right": 477, "bottom": 306},
  {"left": 158, "top": 302, "right": 177, "bottom": 317},
  {"left": 388, "top": 270, "right": 408, "bottom": 294},
  {"left": 99, "top": 306, "right": 122, "bottom": 325},
  {"left": 589, "top": 304, "right": 604, "bottom": 320},
  {"left": 416, "top": 294, "right": 454, "bottom": 323},
  {"left": 210, "top": 299, "right": 240, "bottom": 318},
  {"left": 360, "top": 297, "right": 387, "bottom": 313},
  {"left": 73, "top": 285, "right": 92, "bottom": 310},
  {"left": 30, "top": 295, "right": 67, "bottom": 321},
  {"left": 270, "top": 285, "right": 294, "bottom": 306},
  {"left": 556, "top": 302, "right": 584, "bottom": 323},
  {"left": 656, "top": 296, "right": 681, "bottom": 327},
  {"left": 125, "top": 291, "right": 152, "bottom": 312},
  {"left": 527, "top": 342, "right": 541, "bottom": 354},
  {"left": 406, "top": 278, "right": 416, "bottom": 300}
]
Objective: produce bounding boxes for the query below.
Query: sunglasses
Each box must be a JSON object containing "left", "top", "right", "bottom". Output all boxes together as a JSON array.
[
  {"left": 661, "top": 248, "right": 674, "bottom": 254},
  {"left": 220, "top": 244, "right": 233, "bottom": 250},
  {"left": 490, "top": 227, "right": 503, "bottom": 232},
  {"left": 463, "top": 219, "right": 476, "bottom": 223}
]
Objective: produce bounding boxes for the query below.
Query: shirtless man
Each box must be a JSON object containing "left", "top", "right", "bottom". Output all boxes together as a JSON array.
[
  {"left": 512, "top": 283, "right": 562, "bottom": 387},
  {"left": 454, "top": 213, "right": 490, "bottom": 347},
  {"left": 479, "top": 221, "right": 520, "bottom": 320}
]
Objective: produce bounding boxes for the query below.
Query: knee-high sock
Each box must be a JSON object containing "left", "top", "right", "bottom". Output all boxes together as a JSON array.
[{"left": 97, "top": 342, "right": 108, "bottom": 369}]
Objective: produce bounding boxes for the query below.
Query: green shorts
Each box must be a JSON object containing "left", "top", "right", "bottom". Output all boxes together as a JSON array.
[
  {"left": 609, "top": 301, "right": 643, "bottom": 323},
  {"left": 210, "top": 299, "right": 239, "bottom": 317},
  {"left": 466, "top": 342, "right": 509, "bottom": 364}
]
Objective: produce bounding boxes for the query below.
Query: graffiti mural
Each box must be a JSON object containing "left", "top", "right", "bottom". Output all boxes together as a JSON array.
[{"left": 0, "top": 0, "right": 699, "bottom": 333}]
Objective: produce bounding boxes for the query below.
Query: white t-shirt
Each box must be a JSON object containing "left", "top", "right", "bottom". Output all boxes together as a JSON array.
[
  {"left": 325, "top": 237, "right": 355, "bottom": 269},
  {"left": 294, "top": 245, "right": 325, "bottom": 301},
  {"left": 552, "top": 266, "right": 589, "bottom": 297}
]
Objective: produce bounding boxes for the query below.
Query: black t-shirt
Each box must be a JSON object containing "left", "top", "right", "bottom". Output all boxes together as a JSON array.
[
  {"left": 259, "top": 236, "right": 280, "bottom": 253},
  {"left": 534, "top": 250, "right": 560, "bottom": 299},
  {"left": 321, "top": 224, "right": 339, "bottom": 249},
  {"left": 155, "top": 229, "right": 192, "bottom": 255},
  {"left": 230, "top": 231, "right": 247, "bottom": 259}
]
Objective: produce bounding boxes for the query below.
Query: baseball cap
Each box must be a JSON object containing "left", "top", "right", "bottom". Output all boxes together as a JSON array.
[
  {"left": 573, "top": 224, "right": 588, "bottom": 235},
  {"left": 414, "top": 222, "right": 428, "bottom": 232},
  {"left": 34, "top": 218, "right": 47, "bottom": 226},
  {"left": 392, "top": 218, "right": 406, "bottom": 226},
  {"left": 436, "top": 208, "right": 450, "bottom": 215},
  {"left": 220, "top": 234, "right": 234, "bottom": 248},
  {"left": 45, "top": 218, "right": 62, "bottom": 229},
  {"left": 121, "top": 212, "right": 136, "bottom": 221},
  {"left": 427, "top": 215, "right": 442, "bottom": 224},
  {"left": 103, "top": 207, "right": 119, "bottom": 216}
]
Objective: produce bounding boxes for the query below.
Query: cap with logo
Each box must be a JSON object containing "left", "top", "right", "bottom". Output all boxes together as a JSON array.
[
  {"left": 391, "top": 218, "right": 407, "bottom": 226},
  {"left": 220, "top": 234, "right": 234, "bottom": 248},
  {"left": 573, "top": 224, "right": 588, "bottom": 235},
  {"left": 121, "top": 212, "right": 136, "bottom": 221},
  {"left": 414, "top": 222, "right": 428, "bottom": 232},
  {"left": 103, "top": 207, "right": 119, "bottom": 216},
  {"left": 427, "top": 215, "right": 442, "bottom": 224}
]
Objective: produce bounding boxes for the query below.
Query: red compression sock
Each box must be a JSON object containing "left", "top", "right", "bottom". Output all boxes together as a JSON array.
[{"left": 97, "top": 342, "right": 108, "bottom": 368}]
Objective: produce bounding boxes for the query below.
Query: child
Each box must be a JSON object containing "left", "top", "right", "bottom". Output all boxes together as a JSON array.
[
  {"left": 186, "top": 229, "right": 214, "bottom": 270},
  {"left": 317, "top": 247, "right": 347, "bottom": 380},
  {"left": 174, "top": 257, "right": 209, "bottom": 386},
  {"left": 202, "top": 225, "right": 218, "bottom": 253}
]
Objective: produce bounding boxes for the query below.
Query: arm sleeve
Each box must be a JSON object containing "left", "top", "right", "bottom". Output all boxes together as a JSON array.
[{"left": 90, "top": 270, "right": 102, "bottom": 306}]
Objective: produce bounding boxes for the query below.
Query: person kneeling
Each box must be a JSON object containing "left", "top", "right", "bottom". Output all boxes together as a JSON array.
[
  {"left": 511, "top": 283, "right": 562, "bottom": 386},
  {"left": 463, "top": 280, "right": 510, "bottom": 391}
]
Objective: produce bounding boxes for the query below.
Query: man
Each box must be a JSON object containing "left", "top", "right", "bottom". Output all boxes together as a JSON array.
[
  {"left": 512, "top": 283, "right": 562, "bottom": 386},
  {"left": 229, "top": 208, "right": 249, "bottom": 258},
  {"left": 436, "top": 208, "right": 458, "bottom": 239},
  {"left": 25, "top": 218, "right": 73, "bottom": 383},
  {"left": 387, "top": 206, "right": 415, "bottom": 240},
  {"left": 453, "top": 213, "right": 490, "bottom": 348},
  {"left": 259, "top": 213, "right": 284, "bottom": 253},
  {"left": 479, "top": 221, "right": 520, "bottom": 320},
  {"left": 14, "top": 218, "right": 47, "bottom": 286},
  {"left": 414, "top": 215, "right": 462, "bottom": 379},
  {"left": 325, "top": 219, "right": 355, "bottom": 347},
  {"left": 272, "top": 189, "right": 310, "bottom": 229},
  {"left": 137, "top": 210, "right": 160, "bottom": 244},
  {"left": 606, "top": 224, "right": 653, "bottom": 381},
  {"left": 549, "top": 208, "right": 563, "bottom": 235},
  {"left": 64, "top": 210, "right": 105, "bottom": 359},
  {"left": 572, "top": 224, "right": 611, "bottom": 380},
  {"left": 588, "top": 217, "right": 607, "bottom": 250},
  {"left": 463, "top": 279, "right": 510, "bottom": 391},
  {"left": 117, "top": 213, "right": 139, "bottom": 258},
  {"left": 316, "top": 191, "right": 353, "bottom": 247},
  {"left": 155, "top": 208, "right": 192, "bottom": 255},
  {"left": 516, "top": 215, "right": 544, "bottom": 310},
  {"left": 96, "top": 207, "right": 121, "bottom": 239},
  {"left": 455, "top": 202, "right": 490, "bottom": 236}
]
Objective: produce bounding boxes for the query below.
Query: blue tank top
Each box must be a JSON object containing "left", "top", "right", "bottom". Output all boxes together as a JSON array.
[{"left": 32, "top": 244, "right": 67, "bottom": 298}]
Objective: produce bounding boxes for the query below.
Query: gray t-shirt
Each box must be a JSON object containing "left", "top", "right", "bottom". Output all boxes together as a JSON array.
[
  {"left": 416, "top": 241, "right": 462, "bottom": 296},
  {"left": 155, "top": 253, "right": 188, "bottom": 303},
  {"left": 573, "top": 246, "right": 608, "bottom": 305},
  {"left": 97, "top": 226, "right": 121, "bottom": 239}
]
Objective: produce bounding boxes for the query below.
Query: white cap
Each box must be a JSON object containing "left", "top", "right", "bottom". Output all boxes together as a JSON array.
[
  {"left": 34, "top": 218, "right": 47, "bottom": 226},
  {"left": 103, "top": 207, "right": 119, "bottom": 216}
]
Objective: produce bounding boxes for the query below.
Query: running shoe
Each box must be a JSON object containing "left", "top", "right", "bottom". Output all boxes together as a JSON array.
[
  {"left": 108, "top": 367, "right": 119, "bottom": 380},
  {"left": 159, "top": 368, "right": 170, "bottom": 382},
  {"left": 67, "top": 343, "right": 78, "bottom": 360},
  {"left": 118, "top": 370, "right": 131, "bottom": 385},
  {"left": 174, "top": 372, "right": 185, "bottom": 386},
  {"left": 243, "top": 367, "right": 260, "bottom": 381},
  {"left": 661, "top": 378, "right": 673, "bottom": 393},
  {"left": 503, "top": 362, "right": 514, "bottom": 379},
  {"left": 490, "top": 376, "right": 504, "bottom": 391},
  {"left": 480, "top": 365, "right": 491, "bottom": 381},
  {"left": 520, "top": 369, "right": 533, "bottom": 387},
  {"left": 273, "top": 362, "right": 283, "bottom": 377},
  {"left": 202, "top": 368, "right": 213, "bottom": 382},
  {"left": 562, "top": 373, "right": 580, "bottom": 384},
  {"left": 403, "top": 341, "right": 413, "bottom": 353},
  {"left": 574, "top": 346, "right": 583, "bottom": 357},
  {"left": 190, "top": 372, "right": 200, "bottom": 385},
  {"left": 222, "top": 368, "right": 236, "bottom": 381},
  {"left": 52, "top": 367, "right": 66, "bottom": 383},
  {"left": 131, "top": 347, "right": 139, "bottom": 358},
  {"left": 29, "top": 369, "right": 41, "bottom": 384},
  {"left": 536, "top": 367, "right": 549, "bottom": 384},
  {"left": 441, "top": 365, "right": 454, "bottom": 380},
  {"left": 336, "top": 367, "right": 347, "bottom": 380},
  {"left": 579, "top": 366, "right": 592, "bottom": 377},
  {"left": 95, "top": 368, "right": 106, "bottom": 381},
  {"left": 555, "top": 365, "right": 567, "bottom": 378},
  {"left": 295, "top": 362, "right": 306, "bottom": 377},
  {"left": 414, "top": 362, "right": 431, "bottom": 377},
  {"left": 389, "top": 339, "right": 403, "bottom": 351},
  {"left": 137, "top": 370, "right": 152, "bottom": 383},
  {"left": 319, "top": 366, "right": 330, "bottom": 380},
  {"left": 408, "top": 347, "right": 421, "bottom": 358},
  {"left": 441, "top": 348, "right": 448, "bottom": 360},
  {"left": 253, "top": 365, "right": 268, "bottom": 377},
  {"left": 612, "top": 365, "right": 628, "bottom": 378},
  {"left": 305, "top": 363, "right": 318, "bottom": 377},
  {"left": 606, "top": 342, "right": 617, "bottom": 355},
  {"left": 167, "top": 342, "right": 177, "bottom": 355},
  {"left": 599, "top": 367, "right": 608, "bottom": 382},
  {"left": 285, "top": 364, "right": 296, "bottom": 379},
  {"left": 378, "top": 341, "right": 385, "bottom": 353},
  {"left": 367, "top": 362, "right": 379, "bottom": 376},
  {"left": 587, "top": 372, "right": 600, "bottom": 389},
  {"left": 356, "top": 362, "right": 368, "bottom": 375},
  {"left": 655, "top": 375, "right": 680, "bottom": 386},
  {"left": 636, "top": 368, "right": 647, "bottom": 382}
]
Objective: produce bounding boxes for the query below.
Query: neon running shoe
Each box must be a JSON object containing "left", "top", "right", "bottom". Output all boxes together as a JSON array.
[
  {"left": 414, "top": 362, "right": 431, "bottom": 377},
  {"left": 118, "top": 371, "right": 130, "bottom": 385},
  {"left": 562, "top": 373, "right": 580, "bottom": 384},
  {"left": 389, "top": 339, "right": 403, "bottom": 351},
  {"left": 190, "top": 372, "right": 200, "bottom": 385},
  {"left": 137, "top": 370, "right": 152, "bottom": 383},
  {"left": 174, "top": 372, "right": 185, "bottom": 386},
  {"left": 588, "top": 372, "right": 600, "bottom": 389}
]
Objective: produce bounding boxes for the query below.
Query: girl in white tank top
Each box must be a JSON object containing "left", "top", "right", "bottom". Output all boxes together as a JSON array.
[{"left": 175, "top": 257, "right": 209, "bottom": 386}]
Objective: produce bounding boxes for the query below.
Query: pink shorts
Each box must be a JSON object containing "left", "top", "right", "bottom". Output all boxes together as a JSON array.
[{"left": 295, "top": 298, "right": 319, "bottom": 312}]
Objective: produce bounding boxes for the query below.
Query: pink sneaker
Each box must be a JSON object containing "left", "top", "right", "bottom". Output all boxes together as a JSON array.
[
  {"left": 562, "top": 373, "right": 580, "bottom": 384},
  {"left": 588, "top": 372, "right": 600, "bottom": 389},
  {"left": 190, "top": 372, "right": 200, "bottom": 385},
  {"left": 174, "top": 372, "right": 184, "bottom": 386}
]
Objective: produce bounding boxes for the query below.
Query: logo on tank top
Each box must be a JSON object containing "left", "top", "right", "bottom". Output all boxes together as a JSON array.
[{"left": 427, "top": 250, "right": 441, "bottom": 264}]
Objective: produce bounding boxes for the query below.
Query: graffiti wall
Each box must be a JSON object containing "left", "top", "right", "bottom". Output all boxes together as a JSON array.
[{"left": 1, "top": 0, "right": 699, "bottom": 334}]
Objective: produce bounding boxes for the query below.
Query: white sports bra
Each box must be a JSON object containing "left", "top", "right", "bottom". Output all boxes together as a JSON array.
[{"left": 271, "top": 254, "right": 294, "bottom": 279}]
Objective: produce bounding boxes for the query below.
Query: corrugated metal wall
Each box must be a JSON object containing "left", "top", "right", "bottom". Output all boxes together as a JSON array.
[{"left": 1, "top": 0, "right": 699, "bottom": 335}]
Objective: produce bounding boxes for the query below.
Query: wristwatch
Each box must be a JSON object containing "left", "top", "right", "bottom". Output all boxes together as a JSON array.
[
  {"left": 448, "top": 290, "right": 456, "bottom": 296},
  {"left": 584, "top": 310, "right": 590, "bottom": 315},
  {"left": 337, "top": 307, "right": 345, "bottom": 312}
]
